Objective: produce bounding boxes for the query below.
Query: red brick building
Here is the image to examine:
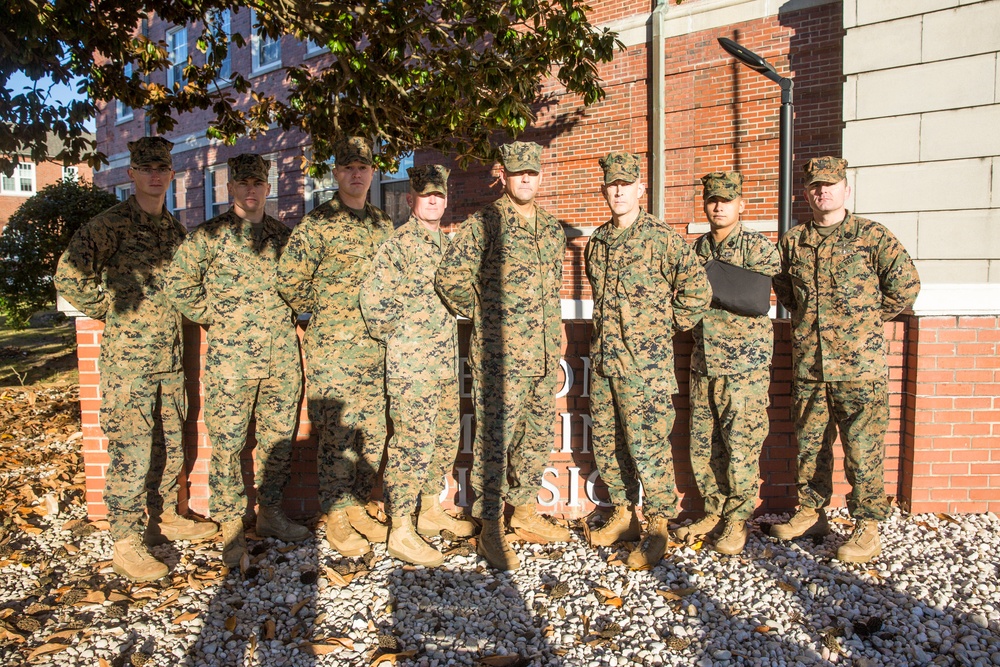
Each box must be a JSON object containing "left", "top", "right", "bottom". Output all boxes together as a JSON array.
[
  {"left": 0, "top": 133, "right": 95, "bottom": 235},
  {"left": 75, "top": 0, "right": 1000, "bottom": 522}
]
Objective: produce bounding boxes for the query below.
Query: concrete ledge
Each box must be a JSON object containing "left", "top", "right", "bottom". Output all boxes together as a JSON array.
[{"left": 911, "top": 283, "right": 1000, "bottom": 316}]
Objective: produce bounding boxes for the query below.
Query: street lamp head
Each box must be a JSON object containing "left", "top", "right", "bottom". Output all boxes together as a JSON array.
[{"left": 717, "top": 37, "right": 777, "bottom": 75}]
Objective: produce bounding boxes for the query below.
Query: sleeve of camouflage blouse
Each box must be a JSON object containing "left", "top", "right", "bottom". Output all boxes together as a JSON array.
[
  {"left": 874, "top": 228, "right": 921, "bottom": 321},
  {"left": 666, "top": 235, "right": 713, "bottom": 332},
  {"left": 54, "top": 219, "right": 117, "bottom": 321},
  {"left": 748, "top": 233, "right": 782, "bottom": 278},
  {"left": 435, "top": 215, "right": 486, "bottom": 319},
  {"left": 772, "top": 234, "right": 795, "bottom": 314},
  {"left": 276, "top": 220, "right": 321, "bottom": 315},
  {"left": 360, "top": 239, "right": 405, "bottom": 343},
  {"left": 163, "top": 228, "right": 214, "bottom": 326}
]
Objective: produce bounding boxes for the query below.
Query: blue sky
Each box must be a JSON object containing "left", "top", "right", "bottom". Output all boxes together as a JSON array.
[{"left": 7, "top": 71, "right": 97, "bottom": 132}]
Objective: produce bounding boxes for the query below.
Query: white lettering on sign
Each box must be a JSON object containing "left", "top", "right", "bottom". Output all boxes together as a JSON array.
[{"left": 556, "top": 359, "right": 574, "bottom": 398}]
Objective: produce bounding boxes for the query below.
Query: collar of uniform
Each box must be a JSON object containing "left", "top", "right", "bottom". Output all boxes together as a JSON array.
[
  {"left": 229, "top": 209, "right": 281, "bottom": 240},
  {"left": 330, "top": 193, "right": 392, "bottom": 230},
  {"left": 498, "top": 193, "right": 539, "bottom": 232},
  {"left": 403, "top": 215, "right": 444, "bottom": 245},
  {"left": 596, "top": 207, "right": 649, "bottom": 248},
  {"left": 708, "top": 220, "right": 744, "bottom": 255},
  {"left": 801, "top": 210, "right": 856, "bottom": 247},
  {"left": 126, "top": 195, "right": 169, "bottom": 227}
]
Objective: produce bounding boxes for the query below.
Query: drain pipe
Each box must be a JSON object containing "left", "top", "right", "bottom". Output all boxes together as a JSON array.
[{"left": 650, "top": 0, "right": 668, "bottom": 220}]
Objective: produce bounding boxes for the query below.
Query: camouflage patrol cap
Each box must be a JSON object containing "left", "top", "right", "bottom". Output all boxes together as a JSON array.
[
  {"left": 335, "top": 136, "right": 373, "bottom": 166},
  {"left": 228, "top": 154, "right": 270, "bottom": 182},
  {"left": 802, "top": 156, "right": 848, "bottom": 185},
  {"left": 407, "top": 164, "right": 450, "bottom": 195},
  {"left": 498, "top": 141, "right": 542, "bottom": 172},
  {"left": 128, "top": 137, "right": 174, "bottom": 167},
  {"left": 598, "top": 152, "right": 640, "bottom": 185},
  {"left": 701, "top": 171, "right": 743, "bottom": 200}
]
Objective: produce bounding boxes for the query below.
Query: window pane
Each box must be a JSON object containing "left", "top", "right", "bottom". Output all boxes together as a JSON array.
[{"left": 381, "top": 180, "right": 410, "bottom": 227}]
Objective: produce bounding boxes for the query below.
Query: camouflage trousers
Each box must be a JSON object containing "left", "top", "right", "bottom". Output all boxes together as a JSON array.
[
  {"left": 384, "top": 377, "right": 460, "bottom": 516},
  {"left": 100, "top": 370, "right": 186, "bottom": 541},
  {"left": 792, "top": 378, "right": 890, "bottom": 520},
  {"left": 470, "top": 370, "right": 558, "bottom": 520},
  {"left": 203, "top": 371, "right": 303, "bottom": 523},
  {"left": 307, "top": 357, "right": 387, "bottom": 513},
  {"left": 590, "top": 371, "right": 677, "bottom": 518},
  {"left": 689, "top": 369, "right": 771, "bottom": 522}
]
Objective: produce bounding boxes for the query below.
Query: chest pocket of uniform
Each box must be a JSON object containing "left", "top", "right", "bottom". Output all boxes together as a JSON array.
[{"left": 832, "top": 244, "right": 878, "bottom": 310}]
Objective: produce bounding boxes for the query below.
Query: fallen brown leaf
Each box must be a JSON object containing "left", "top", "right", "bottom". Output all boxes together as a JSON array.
[
  {"left": 370, "top": 649, "right": 418, "bottom": 665},
  {"left": 172, "top": 611, "right": 199, "bottom": 624},
  {"left": 474, "top": 656, "right": 531, "bottom": 667},
  {"left": 27, "top": 642, "right": 71, "bottom": 661},
  {"left": 153, "top": 590, "right": 180, "bottom": 613},
  {"left": 225, "top": 616, "right": 237, "bottom": 632},
  {"left": 935, "top": 512, "right": 959, "bottom": 524},
  {"left": 290, "top": 598, "right": 311, "bottom": 617},
  {"left": 777, "top": 581, "right": 797, "bottom": 593},
  {"left": 264, "top": 619, "right": 276, "bottom": 640},
  {"left": 657, "top": 586, "right": 698, "bottom": 600},
  {"left": 754, "top": 625, "right": 771, "bottom": 633}
]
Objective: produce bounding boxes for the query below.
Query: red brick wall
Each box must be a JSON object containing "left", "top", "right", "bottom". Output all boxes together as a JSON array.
[
  {"left": 80, "top": 314, "right": 989, "bottom": 522},
  {"left": 900, "top": 315, "right": 1000, "bottom": 514}
]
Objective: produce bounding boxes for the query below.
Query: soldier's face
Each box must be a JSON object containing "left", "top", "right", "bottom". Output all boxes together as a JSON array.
[
  {"left": 602, "top": 179, "right": 644, "bottom": 219},
  {"left": 804, "top": 179, "right": 851, "bottom": 216},
  {"left": 334, "top": 161, "right": 374, "bottom": 200},
  {"left": 500, "top": 169, "right": 541, "bottom": 205},
  {"left": 229, "top": 178, "right": 271, "bottom": 215},
  {"left": 128, "top": 162, "right": 174, "bottom": 199},
  {"left": 703, "top": 195, "right": 744, "bottom": 232},
  {"left": 407, "top": 191, "right": 447, "bottom": 227}
]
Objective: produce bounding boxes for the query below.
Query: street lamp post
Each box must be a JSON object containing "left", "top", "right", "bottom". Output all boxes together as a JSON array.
[{"left": 717, "top": 37, "right": 793, "bottom": 319}]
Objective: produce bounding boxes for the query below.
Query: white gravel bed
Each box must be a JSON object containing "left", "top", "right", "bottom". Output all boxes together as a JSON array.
[{"left": 1, "top": 506, "right": 998, "bottom": 667}]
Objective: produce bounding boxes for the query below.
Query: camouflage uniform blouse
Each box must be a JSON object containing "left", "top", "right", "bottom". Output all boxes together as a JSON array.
[
  {"left": 164, "top": 209, "right": 299, "bottom": 380},
  {"left": 275, "top": 196, "right": 393, "bottom": 361},
  {"left": 435, "top": 194, "right": 564, "bottom": 378},
  {"left": 691, "top": 223, "right": 781, "bottom": 376},
  {"left": 361, "top": 216, "right": 457, "bottom": 380},
  {"left": 54, "top": 196, "right": 185, "bottom": 375},
  {"left": 585, "top": 209, "right": 712, "bottom": 394},
  {"left": 772, "top": 212, "right": 920, "bottom": 382}
]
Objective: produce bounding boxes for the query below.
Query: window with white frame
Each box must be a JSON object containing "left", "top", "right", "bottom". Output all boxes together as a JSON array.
[
  {"left": 376, "top": 153, "right": 413, "bottom": 227},
  {"left": 62, "top": 166, "right": 79, "bottom": 182},
  {"left": 167, "top": 27, "right": 188, "bottom": 89},
  {"left": 207, "top": 9, "right": 232, "bottom": 82},
  {"left": 116, "top": 62, "right": 134, "bottom": 122},
  {"left": 1, "top": 163, "right": 36, "bottom": 195},
  {"left": 263, "top": 154, "right": 280, "bottom": 216},
  {"left": 305, "top": 39, "right": 328, "bottom": 58},
  {"left": 251, "top": 10, "right": 281, "bottom": 74},
  {"left": 115, "top": 184, "right": 133, "bottom": 202},
  {"left": 167, "top": 173, "right": 186, "bottom": 217},
  {"left": 205, "top": 165, "right": 229, "bottom": 218},
  {"left": 303, "top": 155, "right": 337, "bottom": 214}
]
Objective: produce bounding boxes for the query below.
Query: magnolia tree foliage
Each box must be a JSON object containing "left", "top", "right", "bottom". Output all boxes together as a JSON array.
[
  {"left": 1, "top": 0, "right": 621, "bottom": 174},
  {"left": 0, "top": 179, "right": 118, "bottom": 329}
]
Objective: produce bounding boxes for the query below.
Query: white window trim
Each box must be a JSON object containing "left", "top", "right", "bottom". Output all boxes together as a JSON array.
[
  {"left": 205, "top": 165, "right": 228, "bottom": 219},
  {"left": 1, "top": 162, "right": 36, "bottom": 196},
  {"left": 62, "top": 166, "right": 79, "bottom": 182},
  {"left": 116, "top": 62, "right": 135, "bottom": 124},
  {"left": 304, "top": 39, "right": 329, "bottom": 59},
  {"left": 167, "top": 173, "right": 186, "bottom": 217},
  {"left": 250, "top": 10, "right": 282, "bottom": 76},
  {"left": 166, "top": 26, "right": 188, "bottom": 89},
  {"left": 114, "top": 184, "right": 133, "bottom": 202}
]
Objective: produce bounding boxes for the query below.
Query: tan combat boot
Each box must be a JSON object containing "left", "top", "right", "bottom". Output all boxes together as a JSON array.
[
  {"left": 477, "top": 519, "right": 520, "bottom": 571},
  {"left": 416, "top": 493, "right": 476, "bottom": 538},
  {"left": 113, "top": 533, "right": 168, "bottom": 582},
  {"left": 145, "top": 507, "right": 218, "bottom": 546},
  {"left": 674, "top": 513, "right": 722, "bottom": 544},
  {"left": 712, "top": 519, "right": 749, "bottom": 556},
  {"left": 387, "top": 515, "right": 444, "bottom": 567},
  {"left": 345, "top": 504, "right": 389, "bottom": 541},
  {"left": 836, "top": 519, "right": 881, "bottom": 563},
  {"left": 770, "top": 507, "right": 830, "bottom": 540},
  {"left": 221, "top": 519, "right": 246, "bottom": 568},
  {"left": 509, "top": 504, "right": 571, "bottom": 543},
  {"left": 626, "top": 515, "right": 672, "bottom": 570},
  {"left": 256, "top": 504, "right": 310, "bottom": 543},
  {"left": 325, "top": 509, "right": 370, "bottom": 557},
  {"left": 588, "top": 504, "right": 641, "bottom": 547}
]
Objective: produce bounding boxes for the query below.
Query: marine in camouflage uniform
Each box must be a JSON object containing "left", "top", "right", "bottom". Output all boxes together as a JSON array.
[
  {"left": 771, "top": 157, "right": 920, "bottom": 563},
  {"left": 55, "top": 137, "right": 217, "bottom": 582},
  {"left": 276, "top": 137, "right": 393, "bottom": 557},
  {"left": 164, "top": 154, "right": 309, "bottom": 567},
  {"left": 361, "top": 164, "right": 476, "bottom": 567},
  {"left": 435, "top": 141, "right": 569, "bottom": 571},
  {"left": 584, "top": 151, "right": 712, "bottom": 569},
  {"left": 675, "top": 171, "right": 780, "bottom": 555}
]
